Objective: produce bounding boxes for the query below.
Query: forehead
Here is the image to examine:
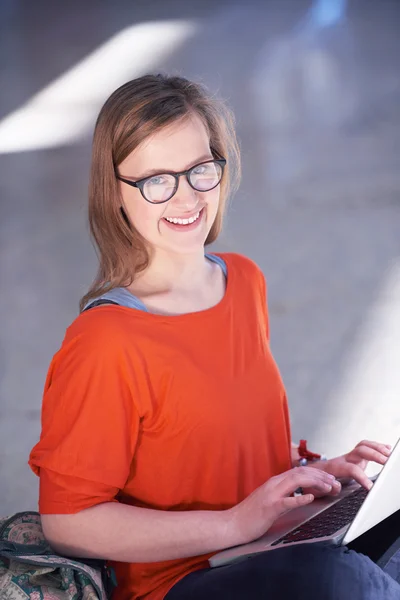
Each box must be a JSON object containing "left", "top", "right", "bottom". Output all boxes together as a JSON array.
[{"left": 121, "top": 114, "right": 211, "bottom": 174}]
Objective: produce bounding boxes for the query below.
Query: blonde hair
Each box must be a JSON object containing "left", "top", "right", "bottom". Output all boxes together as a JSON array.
[{"left": 80, "top": 74, "right": 241, "bottom": 312}]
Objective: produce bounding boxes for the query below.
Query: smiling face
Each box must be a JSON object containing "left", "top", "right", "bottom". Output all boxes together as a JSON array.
[{"left": 117, "top": 114, "right": 221, "bottom": 258}]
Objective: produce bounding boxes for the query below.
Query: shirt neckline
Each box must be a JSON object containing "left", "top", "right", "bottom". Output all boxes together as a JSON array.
[{"left": 94, "top": 252, "right": 233, "bottom": 322}]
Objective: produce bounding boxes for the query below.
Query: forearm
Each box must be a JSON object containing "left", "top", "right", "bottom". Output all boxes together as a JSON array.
[{"left": 41, "top": 501, "right": 238, "bottom": 563}]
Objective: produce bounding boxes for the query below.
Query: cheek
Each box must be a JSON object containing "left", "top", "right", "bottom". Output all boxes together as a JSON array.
[
  {"left": 122, "top": 192, "right": 162, "bottom": 238},
  {"left": 206, "top": 188, "right": 220, "bottom": 217}
]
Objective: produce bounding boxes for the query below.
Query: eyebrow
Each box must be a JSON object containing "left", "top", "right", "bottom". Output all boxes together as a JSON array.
[{"left": 129, "top": 154, "right": 214, "bottom": 180}]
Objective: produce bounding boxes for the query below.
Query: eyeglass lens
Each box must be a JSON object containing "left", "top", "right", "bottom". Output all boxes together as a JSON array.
[{"left": 143, "top": 161, "right": 223, "bottom": 203}]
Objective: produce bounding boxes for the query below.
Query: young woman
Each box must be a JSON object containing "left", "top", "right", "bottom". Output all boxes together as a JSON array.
[{"left": 29, "top": 74, "right": 400, "bottom": 600}]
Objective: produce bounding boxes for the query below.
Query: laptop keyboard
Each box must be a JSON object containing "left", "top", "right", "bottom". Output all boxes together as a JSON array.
[{"left": 271, "top": 486, "right": 369, "bottom": 546}]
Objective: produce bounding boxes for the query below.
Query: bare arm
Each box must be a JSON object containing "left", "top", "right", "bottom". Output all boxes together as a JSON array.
[
  {"left": 41, "top": 502, "right": 235, "bottom": 563},
  {"left": 42, "top": 467, "right": 336, "bottom": 563}
]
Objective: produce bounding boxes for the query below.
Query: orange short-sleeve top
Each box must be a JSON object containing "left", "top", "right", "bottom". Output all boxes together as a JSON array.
[{"left": 29, "top": 253, "right": 292, "bottom": 600}]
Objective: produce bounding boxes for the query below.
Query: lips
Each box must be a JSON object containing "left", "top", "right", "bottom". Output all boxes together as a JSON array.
[
  {"left": 164, "top": 207, "right": 203, "bottom": 225},
  {"left": 162, "top": 207, "right": 205, "bottom": 231}
]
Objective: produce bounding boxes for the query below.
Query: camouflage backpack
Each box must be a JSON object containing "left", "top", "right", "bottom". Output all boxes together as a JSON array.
[{"left": 0, "top": 512, "right": 116, "bottom": 600}]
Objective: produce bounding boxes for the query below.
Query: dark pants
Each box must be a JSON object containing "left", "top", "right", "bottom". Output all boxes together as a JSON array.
[{"left": 166, "top": 510, "right": 400, "bottom": 600}]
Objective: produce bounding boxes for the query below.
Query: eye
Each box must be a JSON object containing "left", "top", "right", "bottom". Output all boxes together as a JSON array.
[
  {"left": 192, "top": 163, "right": 212, "bottom": 175},
  {"left": 146, "top": 175, "right": 167, "bottom": 185}
]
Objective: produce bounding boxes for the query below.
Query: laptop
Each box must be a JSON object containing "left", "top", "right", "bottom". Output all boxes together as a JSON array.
[{"left": 210, "top": 437, "right": 400, "bottom": 567}]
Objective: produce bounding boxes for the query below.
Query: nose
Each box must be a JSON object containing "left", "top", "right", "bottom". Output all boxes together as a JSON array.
[{"left": 171, "top": 176, "right": 198, "bottom": 210}]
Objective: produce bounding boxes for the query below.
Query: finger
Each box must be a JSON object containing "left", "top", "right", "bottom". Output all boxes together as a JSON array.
[
  {"left": 287, "top": 467, "right": 337, "bottom": 490},
  {"left": 352, "top": 444, "right": 389, "bottom": 465},
  {"left": 331, "top": 479, "right": 342, "bottom": 494},
  {"left": 304, "top": 479, "right": 342, "bottom": 498},
  {"left": 279, "top": 493, "right": 314, "bottom": 514},
  {"left": 278, "top": 470, "right": 337, "bottom": 497},
  {"left": 272, "top": 466, "right": 334, "bottom": 488},
  {"left": 293, "top": 466, "right": 337, "bottom": 483},
  {"left": 342, "top": 463, "right": 373, "bottom": 490},
  {"left": 355, "top": 440, "right": 391, "bottom": 457}
]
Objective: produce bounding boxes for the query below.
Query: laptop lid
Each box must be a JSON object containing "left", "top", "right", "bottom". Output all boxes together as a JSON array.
[{"left": 342, "top": 437, "right": 400, "bottom": 545}]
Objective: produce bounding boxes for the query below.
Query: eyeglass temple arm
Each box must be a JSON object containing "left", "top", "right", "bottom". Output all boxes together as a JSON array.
[{"left": 116, "top": 175, "right": 139, "bottom": 188}]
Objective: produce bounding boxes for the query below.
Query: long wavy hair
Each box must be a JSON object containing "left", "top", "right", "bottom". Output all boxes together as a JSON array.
[{"left": 79, "top": 74, "right": 241, "bottom": 312}]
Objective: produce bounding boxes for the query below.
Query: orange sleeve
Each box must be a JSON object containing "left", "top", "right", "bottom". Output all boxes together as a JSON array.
[
  {"left": 39, "top": 468, "right": 120, "bottom": 514},
  {"left": 29, "top": 316, "right": 140, "bottom": 513}
]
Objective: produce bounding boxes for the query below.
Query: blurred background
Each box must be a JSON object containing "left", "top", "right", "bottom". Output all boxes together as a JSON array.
[{"left": 1, "top": 0, "right": 399, "bottom": 514}]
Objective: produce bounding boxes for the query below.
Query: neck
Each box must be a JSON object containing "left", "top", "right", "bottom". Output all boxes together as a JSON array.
[{"left": 135, "top": 248, "right": 213, "bottom": 293}]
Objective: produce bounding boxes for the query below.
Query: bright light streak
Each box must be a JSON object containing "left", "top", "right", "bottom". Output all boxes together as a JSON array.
[
  {"left": 0, "top": 20, "right": 197, "bottom": 154},
  {"left": 308, "top": 0, "right": 347, "bottom": 29},
  {"left": 312, "top": 259, "right": 400, "bottom": 468}
]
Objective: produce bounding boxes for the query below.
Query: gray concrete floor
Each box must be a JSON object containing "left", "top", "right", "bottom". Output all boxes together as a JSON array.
[{"left": 1, "top": 0, "right": 399, "bottom": 515}]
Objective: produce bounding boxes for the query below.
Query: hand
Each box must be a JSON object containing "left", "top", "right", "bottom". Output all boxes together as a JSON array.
[
  {"left": 226, "top": 466, "right": 338, "bottom": 546},
  {"left": 310, "top": 440, "right": 391, "bottom": 491}
]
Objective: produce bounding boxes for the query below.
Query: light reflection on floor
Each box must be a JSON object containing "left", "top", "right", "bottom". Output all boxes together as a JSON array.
[{"left": 0, "top": 20, "right": 197, "bottom": 153}]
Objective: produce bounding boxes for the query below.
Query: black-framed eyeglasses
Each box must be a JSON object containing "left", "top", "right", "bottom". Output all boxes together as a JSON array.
[{"left": 116, "top": 156, "right": 226, "bottom": 204}]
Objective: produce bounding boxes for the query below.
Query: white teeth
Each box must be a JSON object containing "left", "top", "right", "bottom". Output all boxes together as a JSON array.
[{"left": 165, "top": 210, "right": 201, "bottom": 225}]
